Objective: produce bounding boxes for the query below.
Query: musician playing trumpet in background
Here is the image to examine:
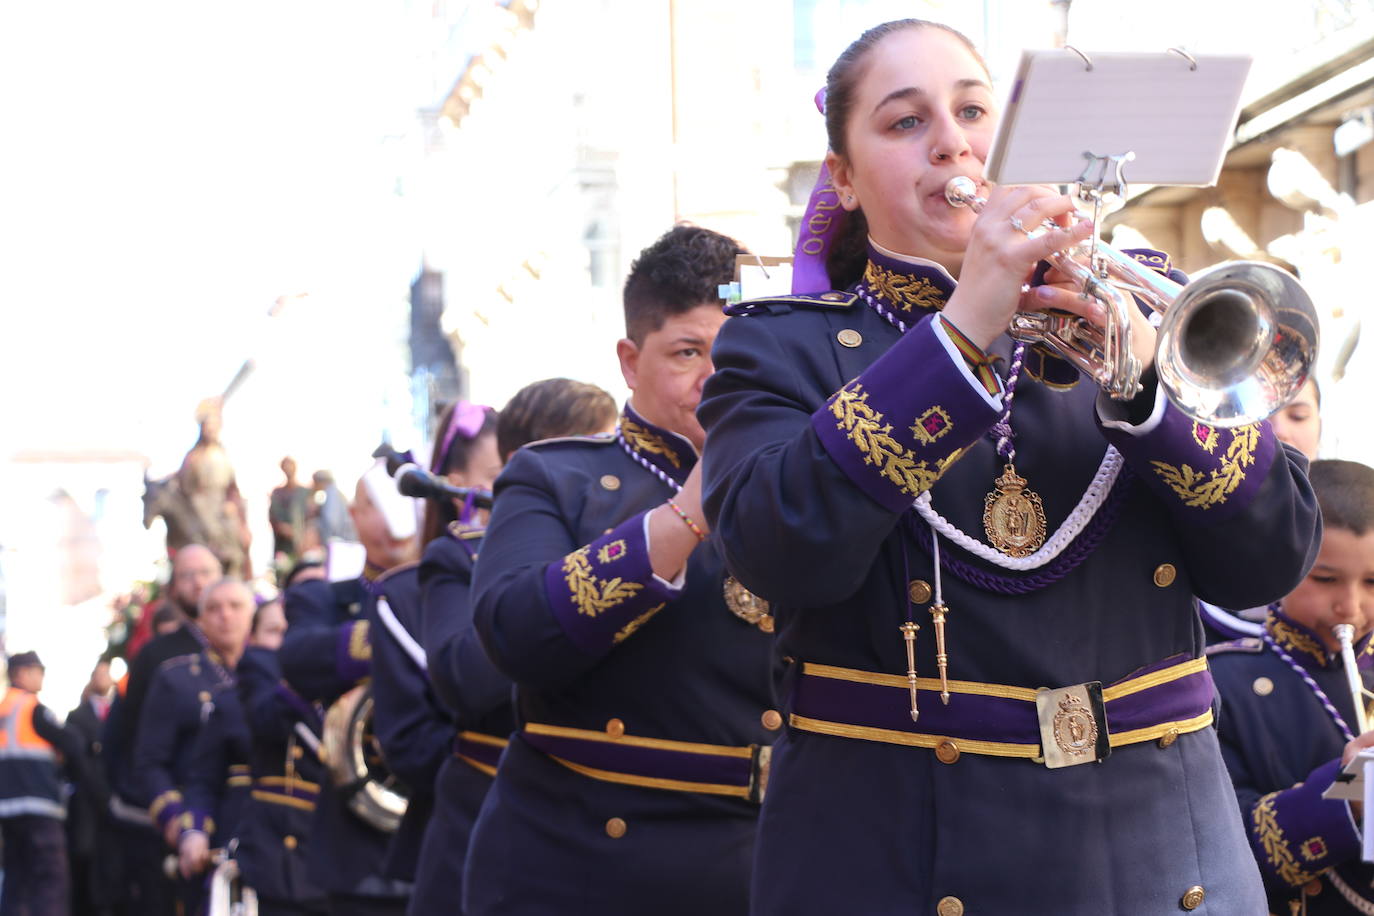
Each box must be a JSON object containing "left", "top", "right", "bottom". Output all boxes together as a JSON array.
[{"left": 1211, "top": 459, "right": 1374, "bottom": 915}]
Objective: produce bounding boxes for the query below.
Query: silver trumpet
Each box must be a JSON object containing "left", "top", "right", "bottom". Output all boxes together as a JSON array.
[
  {"left": 1334, "top": 623, "right": 1370, "bottom": 735},
  {"left": 945, "top": 177, "right": 1319, "bottom": 427}
]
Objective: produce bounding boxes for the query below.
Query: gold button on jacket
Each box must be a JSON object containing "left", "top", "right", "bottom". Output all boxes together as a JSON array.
[
  {"left": 936, "top": 895, "right": 964, "bottom": 916},
  {"left": 600, "top": 474, "right": 620, "bottom": 491},
  {"left": 934, "top": 740, "right": 960, "bottom": 765},
  {"left": 761, "top": 710, "right": 783, "bottom": 731},
  {"left": 283, "top": 835, "right": 298, "bottom": 850},
  {"left": 604, "top": 718, "right": 625, "bottom": 739},
  {"left": 1153, "top": 563, "right": 1177, "bottom": 588},
  {"left": 605, "top": 817, "right": 627, "bottom": 839},
  {"left": 907, "top": 579, "right": 932, "bottom": 604},
  {"left": 836, "top": 328, "right": 863, "bottom": 348},
  {"left": 1180, "top": 885, "right": 1204, "bottom": 910}
]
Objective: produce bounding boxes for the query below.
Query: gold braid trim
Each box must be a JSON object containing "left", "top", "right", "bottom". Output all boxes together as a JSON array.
[
  {"left": 1269, "top": 616, "right": 1326, "bottom": 666},
  {"left": 1253, "top": 790, "right": 1319, "bottom": 887},
  {"left": 620, "top": 418, "right": 681, "bottom": 468},
  {"left": 348, "top": 620, "right": 372, "bottom": 661},
  {"left": 1149, "top": 424, "right": 1261, "bottom": 509},
  {"left": 613, "top": 603, "right": 665, "bottom": 644},
  {"left": 562, "top": 547, "right": 644, "bottom": 618},
  {"left": 826, "top": 383, "right": 956, "bottom": 498},
  {"left": 862, "top": 261, "right": 946, "bottom": 312}
]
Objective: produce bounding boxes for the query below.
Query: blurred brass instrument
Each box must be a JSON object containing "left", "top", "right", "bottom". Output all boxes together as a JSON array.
[
  {"left": 322, "top": 684, "right": 408, "bottom": 832},
  {"left": 1333, "top": 624, "right": 1371, "bottom": 735},
  {"left": 163, "top": 847, "right": 258, "bottom": 915},
  {"left": 207, "top": 853, "right": 258, "bottom": 916},
  {"left": 945, "top": 176, "right": 1318, "bottom": 427}
]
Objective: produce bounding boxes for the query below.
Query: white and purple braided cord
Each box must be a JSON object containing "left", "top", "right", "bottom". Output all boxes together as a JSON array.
[
  {"left": 616, "top": 427, "right": 683, "bottom": 495},
  {"left": 1263, "top": 631, "right": 1355, "bottom": 741}
]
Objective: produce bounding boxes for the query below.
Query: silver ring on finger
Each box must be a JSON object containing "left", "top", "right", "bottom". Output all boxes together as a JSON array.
[{"left": 1009, "top": 215, "right": 1029, "bottom": 235}]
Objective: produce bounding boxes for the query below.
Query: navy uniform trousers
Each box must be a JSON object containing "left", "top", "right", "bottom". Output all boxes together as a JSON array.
[
  {"left": 1211, "top": 610, "right": 1374, "bottom": 915},
  {"left": 698, "top": 245, "right": 1320, "bottom": 914},
  {"left": 467, "top": 408, "right": 779, "bottom": 915}
]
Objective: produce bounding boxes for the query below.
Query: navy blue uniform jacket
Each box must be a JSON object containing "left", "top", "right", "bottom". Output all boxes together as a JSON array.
[
  {"left": 1211, "top": 612, "right": 1374, "bottom": 914},
  {"left": 467, "top": 409, "right": 778, "bottom": 916},
  {"left": 410, "top": 525, "right": 513, "bottom": 915},
  {"left": 368, "top": 562, "right": 450, "bottom": 885},
  {"left": 698, "top": 245, "right": 1320, "bottom": 914},
  {"left": 234, "top": 646, "right": 326, "bottom": 907},
  {"left": 280, "top": 575, "right": 409, "bottom": 900}
]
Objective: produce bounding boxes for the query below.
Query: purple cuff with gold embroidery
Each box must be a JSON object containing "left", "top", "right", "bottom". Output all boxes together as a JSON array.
[
  {"left": 178, "top": 809, "right": 215, "bottom": 841},
  {"left": 542, "top": 512, "right": 680, "bottom": 654},
  {"left": 335, "top": 620, "right": 372, "bottom": 683},
  {"left": 1099, "top": 395, "right": 1275, "bottom": 523},
  {"left": 810, "top": 315, "right": 1000, "bottom": 513},
  {"left": 1248, "top": 758, "right": 1360, "bottom": 888},
  {"left": 148, "top": 790, "right": 186, "bottom": 833}
]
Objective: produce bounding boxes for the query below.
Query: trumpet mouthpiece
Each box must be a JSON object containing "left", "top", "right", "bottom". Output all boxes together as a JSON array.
[
  {"left": 945, "top": 176, "right": 979, "bottom": 208},
  {"left": 1334, "top": 623, "right": 1356, "bottom": 645}
]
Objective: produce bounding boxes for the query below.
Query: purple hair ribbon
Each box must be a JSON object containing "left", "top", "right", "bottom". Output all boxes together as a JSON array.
[
  {"left": 792, "top": 87, "right": 845, "bottom": 294},
  {"left": 435, "top": 401, "right": 490, "bottom": 473}
]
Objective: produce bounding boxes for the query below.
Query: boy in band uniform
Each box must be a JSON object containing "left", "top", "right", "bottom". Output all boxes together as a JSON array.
[
  {"left": 465, "top": 226, "right": 779, "bottom": 915},
  {"left": 1211, "top": 459, "right": 1374, "bottom": 914}
]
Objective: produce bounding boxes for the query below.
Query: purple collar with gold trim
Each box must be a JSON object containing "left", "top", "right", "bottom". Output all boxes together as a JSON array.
[{"left": 617, "top": 403, "right": 698, "bottom": 489}]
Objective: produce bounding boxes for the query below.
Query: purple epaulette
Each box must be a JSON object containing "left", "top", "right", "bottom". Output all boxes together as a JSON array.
[
  {"left": 810, "top": 315, "right": 999, "bottom": 512},
  {"left": 522, "top": 722, "right": 767, "bottom": 802},
  {"left": 335, "top": 619, "right": 371, "bottom": 683},
  {"left": 542, "top": 512, "right": 679, "bottom": 654},
  {"left": 790, "top": 654, "right": 1215, "bottom": 762},
  {"left": 454, "top": 730, "right": 509, "bottom": 777}
]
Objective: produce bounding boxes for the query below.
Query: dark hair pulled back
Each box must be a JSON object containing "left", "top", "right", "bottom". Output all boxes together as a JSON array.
[{"left": 822, "top": 19, "right": 986, "bottom": 288}]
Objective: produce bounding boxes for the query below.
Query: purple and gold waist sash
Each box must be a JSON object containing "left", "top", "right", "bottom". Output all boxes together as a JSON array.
[
  {"left": 251, "top": 775, "right": 321, "bottom": 812},
  {"left": 791, "top": 655, "right": 1214, "bottom": 763},
  {"left": 453, "top": 730, "right": 509, "bottom": 778},
  {"left": 523, "top": 722, "right": 769, "bottom": 802}
]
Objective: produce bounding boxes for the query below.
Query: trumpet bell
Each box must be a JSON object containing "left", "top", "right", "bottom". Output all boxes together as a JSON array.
[{"left": 1156, "top": 261, "right": 1319, "bottom": 428}]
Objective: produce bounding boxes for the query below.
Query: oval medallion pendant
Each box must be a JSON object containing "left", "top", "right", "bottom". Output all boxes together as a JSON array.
[
  {"left": 723, "top": 577, "right": 774, "bottom": 633},
  {"left": 982, "top": 464, "right": 1047, "bottom": 558}
]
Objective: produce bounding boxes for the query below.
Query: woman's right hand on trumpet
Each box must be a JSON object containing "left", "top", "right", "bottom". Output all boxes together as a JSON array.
[{"left": 942, "top": 184, "right": 1093, "bottom": 351}]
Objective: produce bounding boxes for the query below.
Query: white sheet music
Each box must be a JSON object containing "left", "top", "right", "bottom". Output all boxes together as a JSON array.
[{"left": 987, "top": 50, "right": 1252, "bottom": 188}]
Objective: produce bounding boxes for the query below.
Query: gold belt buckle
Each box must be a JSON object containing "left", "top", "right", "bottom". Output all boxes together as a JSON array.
[{"left": 1035, "top": 682, "right": 1111, "bottom": 769}]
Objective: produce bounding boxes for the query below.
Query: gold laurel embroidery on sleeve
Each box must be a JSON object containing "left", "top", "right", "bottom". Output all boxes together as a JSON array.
[
  {"left": 862, "top": 262, "right": 947, "bottom": 312},
  {"left": 827, "top": 383, "right": 948, "bottom": 497},
  {"left": 612, "top": 603, "right": 665, "bottom": 644},
  {"left": 562, "top": 547, "right": 644, "bottom": 618},
  {"left": 620, "top": 418, "right": 681, "bottom": 468},
  {"left": 349, "top": 620, "right": 372, "bottom": 661},
  {"left": 1149, "top": 424, "right": 1261, "bottom": 509},
  {"left": 1253, "top": 791, "right": 1318, "bottom": 887}
]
